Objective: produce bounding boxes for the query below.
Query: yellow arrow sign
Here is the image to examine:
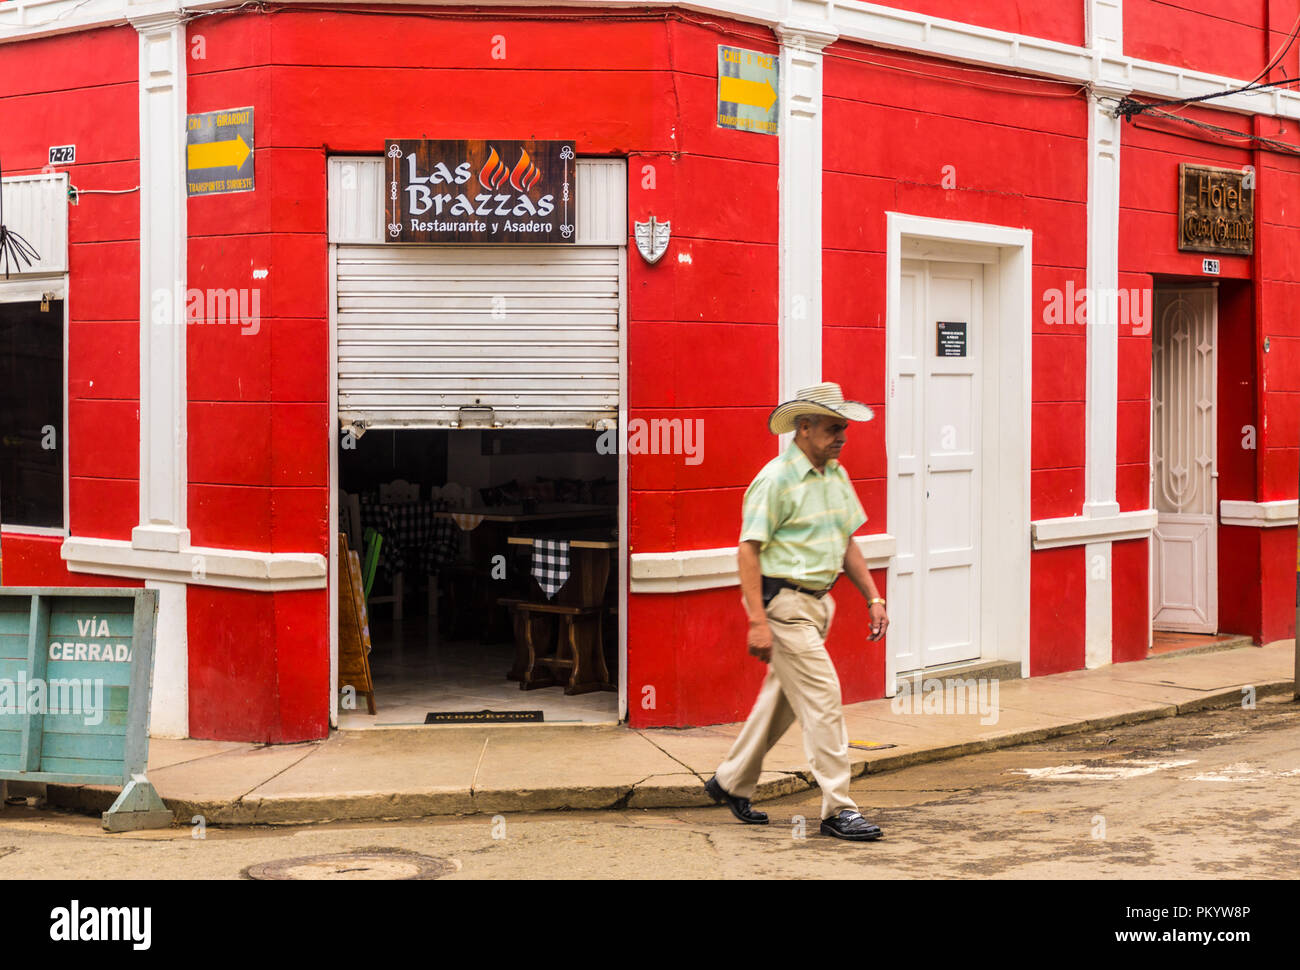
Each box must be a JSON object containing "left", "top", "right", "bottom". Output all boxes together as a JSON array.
[
  {"left": 720, "top": 75, "right": 777, "bottom": 111},
  {"left": 187, "top": 134, "right": 252, "bottom": 172}
]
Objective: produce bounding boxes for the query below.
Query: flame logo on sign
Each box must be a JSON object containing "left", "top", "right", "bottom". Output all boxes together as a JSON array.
[
  {"left": 478, "top": 147, "right": 510, "bottom": 190},
  {"left": 508, "top": 148, "right": 542, "bottom": 192}
]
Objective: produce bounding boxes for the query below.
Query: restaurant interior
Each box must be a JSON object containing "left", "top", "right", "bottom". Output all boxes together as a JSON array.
[{"left": 336, "top": 428, "right": 619, "bottom": 727}]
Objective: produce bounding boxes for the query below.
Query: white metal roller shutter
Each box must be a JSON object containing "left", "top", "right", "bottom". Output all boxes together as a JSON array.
[
  {"left": 0, "top": 173, "right": 68, "bottom": 278},
  {"left": 330, "top": 157, "right": 625, "bottom": 430}
]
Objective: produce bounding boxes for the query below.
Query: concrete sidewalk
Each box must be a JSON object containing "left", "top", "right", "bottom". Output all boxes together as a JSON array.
[{"left": 43, "top": 640, "right": 1296, "bottom": 827}]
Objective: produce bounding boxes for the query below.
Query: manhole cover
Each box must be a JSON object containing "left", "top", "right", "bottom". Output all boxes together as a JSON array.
[{"left": 243, "top": 848, "right": 459, "bottom": 881}]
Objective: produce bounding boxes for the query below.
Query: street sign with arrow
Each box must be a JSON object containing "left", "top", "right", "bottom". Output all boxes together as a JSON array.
[
  {"left": 186, "top": 106, "right": 255, "bottom": 197},
  {"left": 717, "top": 45, "right": 779, "bottom": 135}
]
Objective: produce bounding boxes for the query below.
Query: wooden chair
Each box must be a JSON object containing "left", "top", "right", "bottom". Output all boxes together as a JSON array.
[
  {"left": 365, "top": 479, "right": 421, "bottom": 622},
  {"left": 379, "top": 478, "right": 419, "bottom": 504},
  {"left": 441, "top": 482, "right": 469, "bottom": 510},
  {"left": 435, "top": 481, "right": 489, "bottom": 636},
  {"left": 362, "top": 508, "right": 403, "bottom": 622}
]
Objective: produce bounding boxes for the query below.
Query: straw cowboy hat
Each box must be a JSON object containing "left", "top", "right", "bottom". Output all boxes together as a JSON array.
[{"left": 768, "top": 382, "right": 875, "bottom": 435}]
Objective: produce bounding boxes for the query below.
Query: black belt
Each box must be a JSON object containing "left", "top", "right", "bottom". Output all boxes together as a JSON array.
[{"left": 762, "top": 575, "right": 831, "bottom": 607}]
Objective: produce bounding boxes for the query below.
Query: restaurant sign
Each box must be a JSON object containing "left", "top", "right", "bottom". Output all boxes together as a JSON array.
[
  {"left": 1178, "top": 163, "right": 1254, "bottom": 256},
  {"left": 385, "top": 139, "right": 576, "bottom": 243}
]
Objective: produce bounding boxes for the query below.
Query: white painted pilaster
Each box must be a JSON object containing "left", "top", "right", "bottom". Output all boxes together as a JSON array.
[
  {"left": 145, "top": 580, "right": 187, "bottom": 737},
  {"left": 1082, "top": 2, "right": 1127, "bottom": 666},
  {"left": 776, "top": 15, "right": 837, "bottom": 400},
  {"left": 1084, "top": 541, "right": 1112, "bottom": 667},
  {"left": 131, "top": 9, "right": 188, "bottom": 736},
  {"left": 1084, "top": 0, "right": 1125, "bottom": 519},
  {"left": 1086, "top": 0, "right": 1123, "bottom": 55},
  {"left": 1083, "top": 85, "right": 1125, "bottom": 521},
  {"left": 132, "top": 9, "right": 189, "bottom": 554}
]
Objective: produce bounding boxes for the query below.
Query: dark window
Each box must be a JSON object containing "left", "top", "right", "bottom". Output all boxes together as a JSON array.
[{"left": 0, "top": 299, "right": 63, "bottom": 529}]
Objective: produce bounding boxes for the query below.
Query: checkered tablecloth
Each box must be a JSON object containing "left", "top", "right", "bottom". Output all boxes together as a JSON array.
[
  {"left": 531, "top": 538, "right": 571, "bottom": 600},
  {"left": 353, "top": 497, "right": 460, "bottom": 581}
]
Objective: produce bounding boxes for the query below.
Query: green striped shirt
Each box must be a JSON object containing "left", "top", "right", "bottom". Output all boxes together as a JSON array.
[{"left": 739, "top": 441, "right": 868, "bottom": 589}]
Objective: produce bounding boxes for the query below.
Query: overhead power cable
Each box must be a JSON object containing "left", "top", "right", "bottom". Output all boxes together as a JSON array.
[
  {"left": 1100, "top": 95, "right": 1300, "bottom": 156},
  {"left": 1247, "top": 11, "right": 1300, "bottom": 87}
]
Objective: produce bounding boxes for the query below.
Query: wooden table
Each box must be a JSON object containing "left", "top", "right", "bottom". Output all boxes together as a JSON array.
[
  {"left": 501, "top": 535, "right": 617, "bottom": 694},
  {"left": 438, "top": 506, "right": 615, "bottom": 642}
]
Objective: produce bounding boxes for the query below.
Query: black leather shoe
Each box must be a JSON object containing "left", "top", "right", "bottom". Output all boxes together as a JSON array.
[
  {"left": 704, "top": 775, "right": 769, "bottom": 824},
  {"left": 820, "top": 809, "right": 883, "bottom": 841}
]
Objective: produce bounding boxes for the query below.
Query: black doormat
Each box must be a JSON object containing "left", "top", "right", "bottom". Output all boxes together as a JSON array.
[{"left": 424, "top": 710, "right": 544, "bottom": 724}]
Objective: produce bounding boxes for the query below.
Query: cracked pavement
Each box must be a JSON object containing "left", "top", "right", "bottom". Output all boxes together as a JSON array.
[{"left": 1, "top": 699, "right": 1296, "bottom": 878}]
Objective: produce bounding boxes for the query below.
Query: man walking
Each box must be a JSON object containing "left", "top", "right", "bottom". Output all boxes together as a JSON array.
[{"left": 705, "top": 382, "right": 890, "bottom": 842}]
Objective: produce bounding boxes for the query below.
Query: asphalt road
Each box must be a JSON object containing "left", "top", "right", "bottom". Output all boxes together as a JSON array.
[{"left": 1, "top": 698, "right": 1297, "bottom": 879}]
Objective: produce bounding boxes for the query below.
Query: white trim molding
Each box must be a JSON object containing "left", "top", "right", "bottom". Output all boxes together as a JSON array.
[
  {"left": 1032, "top": 508, "right": 1158, "bottom": 549},
  {"left": 0, "top": 273, "right": 67, "bottom": 305},
  {"left": 6, "top": 0, "right": 1300, "bottom": 122},
  {"left": 629, "top": 533, "right": 896, "bottom": 593},
  {"left": 1219, "top": 499, "right": 1299, "bottom": 528},
  {"left": 62, "top": 536, "right": 328, "bottom": 591}
]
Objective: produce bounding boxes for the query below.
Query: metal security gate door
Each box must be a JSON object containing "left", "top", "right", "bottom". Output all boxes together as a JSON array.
[
  {"left": 329, "top": 157, "right": 626, "bottom": 430},
  {"left": 892, "top": 258, "right": 983, "bottom": 672},
  {"left": 1151, "top": 287, "right": 1218, "bottom": 633},
  {"left": 336, "top": 246, "right": 619, "bottom": 428}
]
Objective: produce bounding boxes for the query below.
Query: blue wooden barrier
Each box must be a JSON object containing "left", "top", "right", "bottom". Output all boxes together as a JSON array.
[{"left": 0, "top": 587, "right": 171, "bottom": 831}]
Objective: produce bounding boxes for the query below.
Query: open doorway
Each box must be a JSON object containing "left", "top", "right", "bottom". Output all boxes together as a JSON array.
[
  {"left": 325, "top": 153, "right": 628, "bottom": 728},
  {"left": 337, "top": 427, "right": 619, "bottom": 726}
]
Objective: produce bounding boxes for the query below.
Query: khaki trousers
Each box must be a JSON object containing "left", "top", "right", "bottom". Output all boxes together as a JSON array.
[{"left": 714, "top": 587, "right": 857, "bottom": 820}]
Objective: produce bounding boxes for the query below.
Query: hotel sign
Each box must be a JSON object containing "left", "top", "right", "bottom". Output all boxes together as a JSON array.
[
  {"left": 1178, "top": 163, "right": 1254, "bottom": 256},
  {"left": 384, "top": 139, "right": 576, "bottom": 243}
]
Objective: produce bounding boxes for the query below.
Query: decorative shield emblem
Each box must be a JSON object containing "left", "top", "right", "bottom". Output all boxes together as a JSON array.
[{"left": 634, "top": 216, "right": 671, "bottom": 264}]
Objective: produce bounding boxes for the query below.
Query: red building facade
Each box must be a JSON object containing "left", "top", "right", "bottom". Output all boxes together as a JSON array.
[{"left": 0, "top": 0, "right": 1295, "bottom": 742}]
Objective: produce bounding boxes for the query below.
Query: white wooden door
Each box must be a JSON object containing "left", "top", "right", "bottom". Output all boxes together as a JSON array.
[
  {"left": 892, "top": 259, "right": 983, "bottom": 672},
  {"left": 1151, "top": 288, "right": 1217, "bottom": 633}
]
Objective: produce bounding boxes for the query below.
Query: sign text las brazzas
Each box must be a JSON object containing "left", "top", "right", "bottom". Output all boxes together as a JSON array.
[{"left": 385, "top": 139, "right": 576, "bottom": 243}]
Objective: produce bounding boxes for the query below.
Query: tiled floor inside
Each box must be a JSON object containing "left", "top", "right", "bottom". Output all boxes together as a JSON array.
[{"left": 338, "top": 614, "right": 619, "bottom": 729}]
